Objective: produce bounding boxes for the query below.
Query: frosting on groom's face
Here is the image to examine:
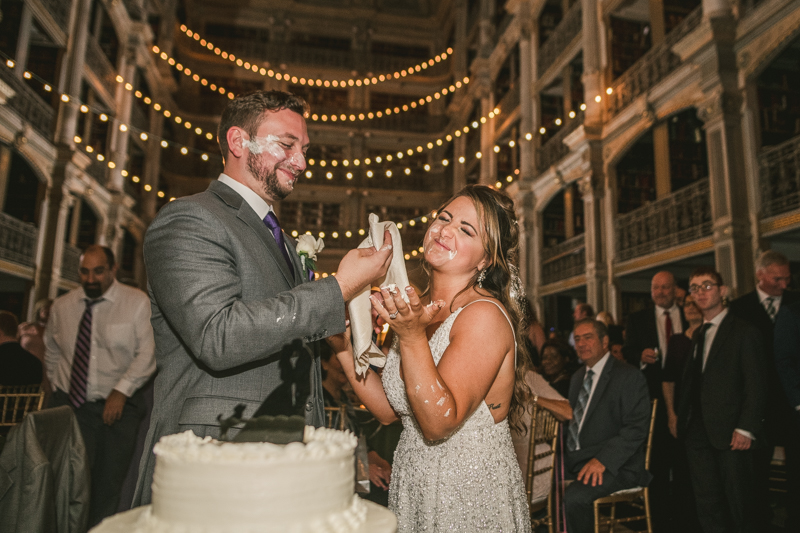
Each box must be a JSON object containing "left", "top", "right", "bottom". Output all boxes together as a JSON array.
[{"left": 244, "top": 109, "right": 309, "bottom": 203}]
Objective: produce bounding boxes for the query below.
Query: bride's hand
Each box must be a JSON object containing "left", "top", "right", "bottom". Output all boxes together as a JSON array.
[{"left": 371, "top": 286, "right": 443, "bottom": 339}]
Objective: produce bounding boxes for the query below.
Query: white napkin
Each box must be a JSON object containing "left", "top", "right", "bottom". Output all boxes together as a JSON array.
[{"left": 348, "top": 213, "right": 410, "bottom": 376}]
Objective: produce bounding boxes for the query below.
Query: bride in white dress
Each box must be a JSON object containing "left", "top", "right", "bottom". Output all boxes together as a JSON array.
[{"left": 329, "top": 185, "right": 532, "bottom": 532}]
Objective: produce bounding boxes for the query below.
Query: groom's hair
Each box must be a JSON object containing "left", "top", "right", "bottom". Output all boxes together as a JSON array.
[{"left": 217, "top": 90, "right": 309, "bottom": 159}]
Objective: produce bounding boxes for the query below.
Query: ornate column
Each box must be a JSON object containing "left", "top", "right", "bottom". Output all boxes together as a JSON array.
[
  {"left": 695, "top": 5, "right": 755, "bottom": 297},
  {"left": 517, "top": 3, "right": 536, "bottom": 183},
  {"left": 580, "top": 0, "right": 603, "bottom": 130},
  {"left": 55, "top": 0, "right": 92, "bottom": 146},
  {"left": 13, "top": 1, "right": 33, "bottom": 77},
  {"left": 579, "top": 171, "right": 607, "bottom": 311},
  {"left": 33, "top": 161, "right": 72, "bottom": 302},
  {"left": 142, "top": 106, "right": 164, "bottom": 222},
  {"left": 453, "top": 135, "right": 467, "bottom": 193}
]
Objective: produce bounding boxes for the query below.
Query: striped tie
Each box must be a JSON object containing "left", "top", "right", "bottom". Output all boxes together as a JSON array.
[
  {"left": 68, "top": 299, "right": 102, "bottom": 408},
  {"left": 764, "top": 297, "right": 777, "bottom": 323},
  {"left": 567, "top": 368, "right": 594, "bottom": 451}
]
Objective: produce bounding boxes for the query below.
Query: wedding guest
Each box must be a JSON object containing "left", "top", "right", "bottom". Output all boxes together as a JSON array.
[
  {"left": 522, "top": 298, "right": 546, "bottom": 366},
  {"left": 622, "top": 270, "right": 687, "bottom": 531},
  {"left": 568, "top": 303, "right": 594, "bottom": 347},
  {"left": 0, "top": 310, "right": 43, "bottom": 386},
  {"left": 45, "top": 245, "right": 155, "bottom": 527},
  {"left": 729, "top": 249, "right": 799, "bottom": 528},
  {"left": 511, "top": 369, "right": 572, "bottom": 506},
  {"left": 540, "top": 339, "right": 576, "bottom": 397},
  {"left": 134, "top": 90, "right": 393, "bottom": 507},
  {"left": 675, "top": 267, "right": 766, "bottom": 533},
  {"left": 564, "top": 319, "right": 651, "bottom": 533},
  {"left": 329, "top": 185, "right": 532, "bottom": 531},
  {"left": 775, "top": 300, "right": 800, "bottom": 530}
]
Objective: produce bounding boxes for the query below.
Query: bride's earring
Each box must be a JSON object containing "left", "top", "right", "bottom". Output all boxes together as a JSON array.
[{"left": 477, "top": 269, "right": 487, "bottom": 289}]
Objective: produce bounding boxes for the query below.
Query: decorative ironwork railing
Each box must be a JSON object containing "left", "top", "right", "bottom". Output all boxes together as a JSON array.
[
  {"left": 606, "top": 6, "right": 702, "bottom": 118},
  {"left": 0, "top": 213, "right": 38, "bottom": 269},
  {"left": 541, "top": 235, "right": 586, "bottom": 286},
  {"left": 85, "top": 39, "right": 118, "bottom": 97},
  {"left": 760, "top": 134, "right": 800, "bottom": 218},
  {"left": 615, "top": 178, "right": 711, "bottom": 262},
  {"left": 0, "top": 63, "right": 55, "bottom": 138},
  {"left": 536, "top": 110, "right": 584, "bottom": 173},
  {"left": 61, "top": 243, "right": 82, "bottom": 283},
  {"left": 537, "top": 3, "right": 582, "bottom": 75}
]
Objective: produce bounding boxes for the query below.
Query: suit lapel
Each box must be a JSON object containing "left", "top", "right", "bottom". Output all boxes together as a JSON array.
[
  {"left": 209, "top": 181, "right": 296, "bottom": 287},
  {"left": 703, "top": 313, "right": 734, "bottom": 370},
  {"left": 582, "top": 356, "right": 614, "bottom": 426}
]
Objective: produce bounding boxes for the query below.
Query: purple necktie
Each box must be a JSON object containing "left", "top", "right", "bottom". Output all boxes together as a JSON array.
[
  {"left": 68, "top": 298, "right": 102, "bottom": 408},
  {"left": 263, "top": 211, "right": 295, "bottom": 279}
]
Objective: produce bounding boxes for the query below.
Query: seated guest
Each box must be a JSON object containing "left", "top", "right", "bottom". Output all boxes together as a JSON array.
[
  {"left": 511, "top": 369, "right": 572, "bottom": 505},
  {"left": 540, "top": 339, "right": 576, "bottom": 397},
  {"left": 0, "top": 310, "right": 43, "bottom": 386},
  {"left": 564, "top": 319, "right": 651, "bottom": 533}
]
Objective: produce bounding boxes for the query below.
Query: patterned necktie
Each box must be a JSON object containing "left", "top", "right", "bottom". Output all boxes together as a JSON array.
[
  {"left": 68, "top": 298, "right": 102, "bottom": 408},
  {"left": 764, "top": 297, "right": 777, "bottom": 323},
  {"left": 567, "top": 368, "right": 594, "bottom": 452},
  {"left": 263, "top": 211, "right": 295, "bottom": 279}
]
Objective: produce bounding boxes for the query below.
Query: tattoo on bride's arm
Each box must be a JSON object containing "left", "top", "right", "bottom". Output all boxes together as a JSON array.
[{"left": 487, "top": 403, "right": 502, "bottom": 410}]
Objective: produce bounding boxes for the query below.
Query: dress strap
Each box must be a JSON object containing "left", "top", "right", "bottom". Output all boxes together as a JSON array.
[{"left": 461, "top": 299, "right": 518, "bottom": 365}]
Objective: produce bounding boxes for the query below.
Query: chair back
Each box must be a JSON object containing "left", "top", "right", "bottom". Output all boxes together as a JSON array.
[
  {"left": 643, "top": 399, "right": 658, "bottom": 471},
  {"left": 525, "top": 402, "right": 560, "bottom": 502},
  {"left": 324, "top": 405, "right": 348, "bottom": 430},
  {"left": 0, "top": 384, "right": 45, "bottom": 427}
]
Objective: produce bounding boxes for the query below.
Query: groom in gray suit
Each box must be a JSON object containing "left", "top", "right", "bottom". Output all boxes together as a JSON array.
[
  {"left": 133, "top": 91, "right": 393, "bottom": 506},
  {"left": 565, "top": 319, "right": 652, "bottom": 533}
]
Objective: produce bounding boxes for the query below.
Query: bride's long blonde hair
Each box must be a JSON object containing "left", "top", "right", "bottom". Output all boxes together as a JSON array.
[{"left": 422, "top": 185, "right": 533, "bottom": 433}]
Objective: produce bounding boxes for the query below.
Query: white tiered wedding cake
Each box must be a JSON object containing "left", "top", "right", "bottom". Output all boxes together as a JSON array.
[{"left": 91, "top": 427, "right": 396, "bottom": 533}]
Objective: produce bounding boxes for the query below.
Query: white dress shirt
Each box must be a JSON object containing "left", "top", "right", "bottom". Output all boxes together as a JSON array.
[
  {"left": 578, "top": 351, "right": 611, "bottom": 436},
  {"left": 655, "top": 304, "right": 683, "bottom": 367},
  {"left": 44, "top": 280, "right": 156, "bottom": 400},
  {"left": 699, "top": 308, "right": 755, "bottom": 441}
]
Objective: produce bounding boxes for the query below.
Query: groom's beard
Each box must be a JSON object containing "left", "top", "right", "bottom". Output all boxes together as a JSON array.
[{"left": 248, "top": 152, "right": 293, "bottom": 200}]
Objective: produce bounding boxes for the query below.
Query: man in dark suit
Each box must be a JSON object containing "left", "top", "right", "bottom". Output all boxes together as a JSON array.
[
  {"left": 133, "top": 91, "right": 393, "bottom": 506},
  {"left": 564, "top": 319, "right": 651, "bottom": 533},
  {"left": 774, "top": 300, "right": 800, "bottom": 530},
  {"left": 0, "top": 310, "right": 43, "bottom": 385},
  {"left": 622, "top": 270, "right": 686, "bottom": 529},
  {"left": 729, "top": 249, "right": 799, "bottom": 528},
  {"left": 676, "top": 267, "right": 766, "bottom": 533}
]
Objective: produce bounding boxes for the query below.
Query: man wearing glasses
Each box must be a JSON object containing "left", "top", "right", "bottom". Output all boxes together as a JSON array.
[{"left": 674, "top": 266, "right": 766, "bottom": 533}]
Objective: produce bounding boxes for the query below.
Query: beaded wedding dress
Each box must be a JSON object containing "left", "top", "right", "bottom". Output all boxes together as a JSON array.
[{"left": 382, "top": 301, "right": 531, "bottom": 532}]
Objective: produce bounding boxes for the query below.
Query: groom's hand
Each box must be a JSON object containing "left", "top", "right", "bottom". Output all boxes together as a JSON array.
[{"left": 335, "top": 230, "right": 393, "bottom": 301}]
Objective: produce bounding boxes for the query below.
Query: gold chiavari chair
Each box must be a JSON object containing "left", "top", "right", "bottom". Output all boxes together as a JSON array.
[
  {"left": 324, "top": 405, "right": 348, "bottom": 430},
  {"left": 592, "top": 399, "right": 658, "bottom": 533},
  {"left": 526, "top": 402, "right": 560, "bottom": 533},
  {"left": 0, "top": 384, "right": 46, "bottom": 428}
]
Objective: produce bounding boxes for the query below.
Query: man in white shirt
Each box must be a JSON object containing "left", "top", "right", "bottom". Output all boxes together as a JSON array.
[
  {"left": 564, "top": 319, "right": 651, "bottom": 533},
  {"left": 730, "top": 249, "right": 799, "bottom": 527},
  {"left": 676, "top": 267, "right": 766, "bottom": 533},
  {"left": 45, "top": 245, "right": 156, "bottom": 526}
]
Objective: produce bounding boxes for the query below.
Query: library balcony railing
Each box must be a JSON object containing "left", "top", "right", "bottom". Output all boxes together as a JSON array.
[
  {"left": 0, "top": 64, "right": 55, "bottom": 139},
  {"left": 85, "top": 160, "right": 109, "bottom": 184},
  {"left": 537, "top": 2, "right": 582, "bottom": 75},
  {"left": 368, "top": 112, "right": 449, "bottom": 134},
  {"left": 615, "top": 177, "right": 711, "bottom": 262},
  {"left": 541, "top": 234, "right": 586, "bottom": 286},
  {"left": 61, "top": 243, "right": 82, "bottom": 283},
  {"left": 38, "top": 0, "right": 72, "bottom": 30},
  {"left": 0, "top": 213, "right": 38, "bottom": 269},
  {"left": 85, "top": 39, "right": 119, "bottom": 99},
  {"left": 760, "top": 133, "right": 800, "bottom": 218},
  {"left": 536, "top": 110, "right": 584, "bottom": 173},
  {"left": 606, "top": 6, "right": 702, "bottom": 118}
]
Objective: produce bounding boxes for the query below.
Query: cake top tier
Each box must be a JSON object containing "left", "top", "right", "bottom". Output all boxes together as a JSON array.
[{"left": 153, "top": 427, "right": 357, "bottom": 464}]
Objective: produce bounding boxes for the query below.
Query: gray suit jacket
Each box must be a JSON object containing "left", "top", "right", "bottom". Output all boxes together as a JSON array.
[
  {"left": 132, "top": 180, "right": 346, "bottom": 506},
  {"left": 566, "top": 356, "right": 652, "bottom": 487}
]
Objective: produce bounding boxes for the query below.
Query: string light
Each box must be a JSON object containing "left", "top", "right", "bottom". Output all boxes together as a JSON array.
[
  {"left": 176, "top": 26, "right": 453, "bottom": 87},
  {"left": 152, "top": 45, "right": 468, "bottom": 123}
]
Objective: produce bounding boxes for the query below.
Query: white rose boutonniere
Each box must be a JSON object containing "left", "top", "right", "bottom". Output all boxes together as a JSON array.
[{"left": 295, "top": 234, "right": 324, "bottom": 280}]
